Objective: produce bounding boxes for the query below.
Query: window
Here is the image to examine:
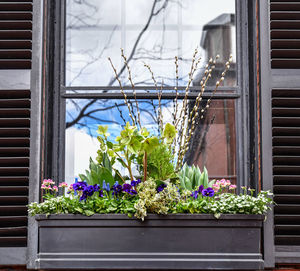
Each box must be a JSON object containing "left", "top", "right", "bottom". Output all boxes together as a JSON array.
[{"left": 49, "top": 0, "right": 251, "bottom": 189}]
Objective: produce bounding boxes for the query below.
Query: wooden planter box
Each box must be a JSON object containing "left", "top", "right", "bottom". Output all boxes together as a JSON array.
[{"left": 35, "top": 214, "right": 264, "bottom": 270}]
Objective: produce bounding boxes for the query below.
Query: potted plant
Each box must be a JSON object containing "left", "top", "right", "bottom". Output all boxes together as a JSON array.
[{"left": 29, "top": 50, "right": 272, "bottom": 270}]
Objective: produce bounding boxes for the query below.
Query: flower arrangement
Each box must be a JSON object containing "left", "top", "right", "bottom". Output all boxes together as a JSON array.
[
  {"left": 29, "top": 123, "right": 272, "bottom": 221},
  {"left": 28, "top": 49, "right": 272, "bottom": 220}
]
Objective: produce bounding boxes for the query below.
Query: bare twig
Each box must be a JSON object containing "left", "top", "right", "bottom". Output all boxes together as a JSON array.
[
  {"left": 121, "top": 48, "right": 141, "bottom": 128},
  {"left": 108, "top": 57, "right": 136, "bottom": 125}
]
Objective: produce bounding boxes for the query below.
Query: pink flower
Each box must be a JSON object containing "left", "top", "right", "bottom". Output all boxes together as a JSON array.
[
  {"left": 67, "top": 184, "right": 74, "bottom": 193},
  {"left": 43, "top": 179, "right": 55, "bottom": 185},
  {"left": 59, "top": 182, "right": 68, "bottom": 188},
  {"left": 225, "top": 180, "right": 231, "bottom": 186},
  {"left": 41, "top": 184, "right": 48, "bottom": 189},
  {"left": 229, "top": 184, "right": 237, "bottom": 190},
  {"left": 212, "top": 184, "right": 220, "bottom": 192},
  {"left": 220, "top": 179, "right": 227, "bottom": 187},
  {"left": 53, "top": 186, "right": 58, "bottom": 192}
]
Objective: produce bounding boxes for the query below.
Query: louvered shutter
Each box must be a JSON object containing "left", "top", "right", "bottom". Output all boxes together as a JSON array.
[
  {"left": 0, "top": 0, "right": 32, "bottom": 261},
  {"left": 270, "top": 0, "right": 300, "bottom": 263}
]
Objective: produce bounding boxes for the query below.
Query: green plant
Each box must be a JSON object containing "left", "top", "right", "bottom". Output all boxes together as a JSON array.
[
  {"left": 178, "top": 163, "right": 215, "bottom": 191},
  {"left": 137, "top": 142, "right": 175, "bottom": 181},
  {"left": 79, "top": 156, "right": 115, "bottom": 188}
]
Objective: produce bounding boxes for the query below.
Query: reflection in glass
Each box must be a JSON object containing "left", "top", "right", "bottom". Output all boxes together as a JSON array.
[
  {"left": 65, "top": 98, "right": 236, "bottom": 184},
  {"left": 66, "top": 0, "right": 236, "bottom": 87}
]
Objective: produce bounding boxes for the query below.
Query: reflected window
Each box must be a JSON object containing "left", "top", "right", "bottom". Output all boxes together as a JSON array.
[{"left": 66, "top": 0, "right": 236, "bottom": 87}]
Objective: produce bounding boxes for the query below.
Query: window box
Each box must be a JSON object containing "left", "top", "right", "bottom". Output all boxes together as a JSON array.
[{"left": 35, "top": 213, "right": 264, "bottom": 270}]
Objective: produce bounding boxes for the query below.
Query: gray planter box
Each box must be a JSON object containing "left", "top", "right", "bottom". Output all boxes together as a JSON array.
[{"left": 35, "top": 214, "right": 264, "bottom": 270}]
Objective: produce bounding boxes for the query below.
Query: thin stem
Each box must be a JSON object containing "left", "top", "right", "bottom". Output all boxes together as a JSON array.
[
  {"left": 121, "top": 48, "right": 142, "bottom": 128},
  {"left": 108, "top": 57, "right": 136, "bottom": 125}
]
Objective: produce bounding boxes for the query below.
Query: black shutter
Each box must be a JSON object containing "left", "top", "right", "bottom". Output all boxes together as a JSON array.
[
  {"left": 0, "top": 0, "right": 32, "bottom": 249},
  {"left": 271, "top": 0, "right": 300, "bottom": 69},
  {"left": 270, "top": 0, "right": 300, "bottom": 262}
]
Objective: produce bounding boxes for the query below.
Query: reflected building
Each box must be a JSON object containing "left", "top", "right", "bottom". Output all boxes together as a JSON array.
[{"left": 185, "top": 13, "right": 237, "bottom": 183}]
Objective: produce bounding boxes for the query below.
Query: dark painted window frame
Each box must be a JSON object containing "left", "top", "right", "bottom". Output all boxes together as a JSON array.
[
  {"left": 27, "top": 0, "right": 276, "bottom": 269},
  {"left": 49, "top": 0, "right": 254, "bottom": 189}
]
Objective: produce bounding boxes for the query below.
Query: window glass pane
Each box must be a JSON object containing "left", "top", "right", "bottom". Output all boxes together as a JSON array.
[
  {"left": 66, "top": 0, "right": 236, "bottom": 87},
  {"left": 65, "top": 98, "right": 236, "bottom": 185}
]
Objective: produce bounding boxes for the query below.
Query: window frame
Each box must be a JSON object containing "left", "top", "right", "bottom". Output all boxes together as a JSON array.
[{"left": 45, "top": 0, "right": 253, "bottom": 188}]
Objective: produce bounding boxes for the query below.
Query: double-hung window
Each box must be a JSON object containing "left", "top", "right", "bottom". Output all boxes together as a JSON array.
[{"left": 48, "top": 0, "right": 253, "bottom": 189}]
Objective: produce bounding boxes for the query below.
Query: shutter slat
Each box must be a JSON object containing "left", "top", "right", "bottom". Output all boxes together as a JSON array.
[
  {"left": 0, "top": 12, "right": 32, "bottom": 20},
  {"left": 0, "top": 196, "right": 27, "bottom": 205},
  {"left": 0, "top": 216, "right": 27, "bottom": 227},
  {"left": 0, "top": 237, "right": 26, "bottom": 247},
  {"left": 0, "top": 109, "right": 30, "bottom": 118},
  {"left": 275, "top": 236, "right": 300, "bottom": 246},
  {"left": 273, "top": 146, "right": 300, "bottom": 154},
  {"left": 0, "top": 226, "right": 27, "bottom": 237},
  {"left": 273, "top": 156, "right": 300, "bottom": 165},
  {"left": 0, "top": 40, "right": 31, "bottom": 49},
  {"left": 0, "top": 128, "right": 30, "bottom": 137},
  {"left": 0, "top": 206, "right": 27, "bottom": 216},
  {"left": 0, "top": 177, "right": 28, "bottom": 186},
  {"left": 272, "top": 49, "right": 300, "bottom": 58},
  {"left": 0, "top": 49, "right": 31, "bottom": 59},
  {"left": 271, "top": 11, "right": 300, "bottom": 20},
  {"left": 0, "top": 147, "right": 29, "bottom": 157},
  {"left": 273, "top": 117, "right": 300, "bottom": 126}
]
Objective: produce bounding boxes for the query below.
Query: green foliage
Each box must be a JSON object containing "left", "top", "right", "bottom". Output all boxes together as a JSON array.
[
  {"left": 79, "top": 156, "right": 115, "bottom": 188},
  {"left": 138, "top": 143, "right": 175, "bottom": 181},
  {"left": 97, "top": 122, "right": 160, "bottom": 181},
  {"left": 134, "top": 179, "right": 179, "bottom": 220},
  {"left": 174, "top": 191, "right": 273, "bottom": 217},
  {"left": 178, "top": 163, "right": 215, "bottom": 191},
  {"left": 28, "top": 195, "right": 137, "bottom": 217}
]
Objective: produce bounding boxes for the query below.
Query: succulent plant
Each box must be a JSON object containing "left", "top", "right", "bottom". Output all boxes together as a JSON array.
[{"left": 178, "top": 163, "right": 215, "bottom": 191}]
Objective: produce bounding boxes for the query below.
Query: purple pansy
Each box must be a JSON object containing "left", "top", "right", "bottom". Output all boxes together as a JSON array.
[
  {"left": 202, "top": 187, "right": 215, "bottom": 197},
  {"left": 190, "top": 190, "right": 199, "bottom": 199},
  {"left": 131, "top": 179, "right": 141, "bottom": 187},
  {"left": 112, "top": 183, "right": 122, "bottom": 196},
  {"left": 157, "top": 183, "right": 167, "bottom": 193},
  {"left": 73, "top": 182, "right": 87, "bottom": 191}
]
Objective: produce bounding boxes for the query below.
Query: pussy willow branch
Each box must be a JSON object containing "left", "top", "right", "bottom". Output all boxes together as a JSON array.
[
  {"left": 178, "top": 56, "right": 218, "bottom": 163},
  {"left": 173, "top": 56, "right": 179, "bottom": 126},
  {"left": 175, "top": 50, "right": 201, "bottom": 170},
  {"left": 175, "top": 48, "right": 199, "bottom": 127},
  {"left": 115, "top": 102, "right": 127, "bottom": 126},
  {"left": 108, "top": 57, "right": 136, "bottom": 125},
  {"left": 158, "top": 80, "right": 163, "bottom": 131},
  {"left": 176, "top": 57, "right": 215, "bottom": 169},
  {"left": 144, "top": 63, "right": 163, "bottom": 131},
  {"left": 179, "top": 55, "right": 234, "bottom": 163},
  {"left": 121, "top": 48, "right": 141, "bottom": 128},
  {"left": 172, "top": 56, "right": 179, "bottom": 154}
]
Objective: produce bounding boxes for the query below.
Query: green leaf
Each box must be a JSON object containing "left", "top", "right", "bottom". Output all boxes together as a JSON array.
[
  {"left": 79, "top": 174, "right": 87, "bottom": 182},
  {"left": 84, "top": 210, "right": 95, "bottom": 216},
  {"left": 97, "top": 125, "right": 110, "bottom": 137},
  {"left": 184, "top": 176, "right": 192, "bottom": 191},
  {"left": 203, "top": 167, "right": 208, "bottom": 188},
  {"left": 179, "top": 176, "right": 186, "bottom": 190},
  {"left": 103, "top": 152, "right": 112, "bottom": 172},
  {"left": 127, "top": 137, "right": 142, "bottom": 154},
  {"left": 117, "top": 158, "right": 127, "bottom": 168},
  {"left": 214, "top": 213, "right": 221, "bottom": 219},
  {"left": 142, "top": 136, "right": 159, "bottom": 154},
  {"left": 98, "top": 167, "right": 115, "bottom": 187},
  {"left": 163, "top": 123, "right": 177, "bottom": 144}
]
